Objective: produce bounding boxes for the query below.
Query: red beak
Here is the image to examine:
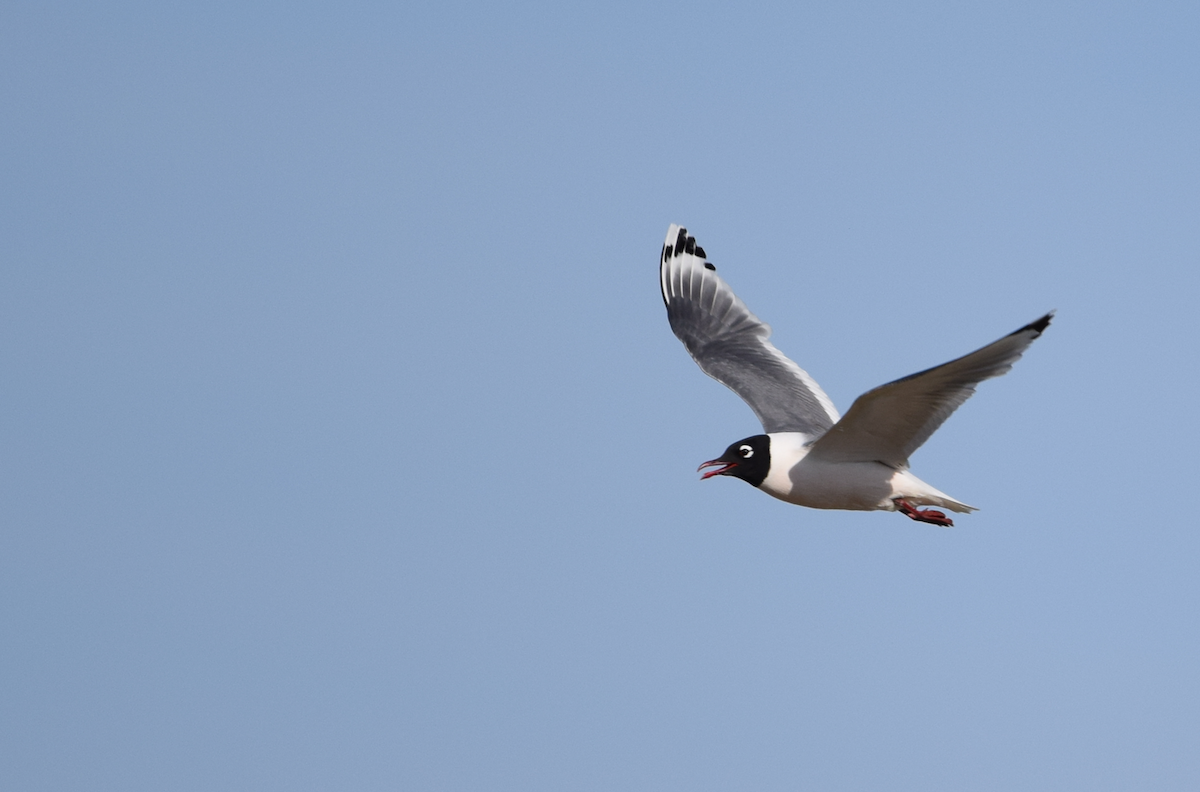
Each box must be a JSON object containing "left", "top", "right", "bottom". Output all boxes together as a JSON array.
[{"left": 698, "top": 459, "right": 737, "bottom": 480}]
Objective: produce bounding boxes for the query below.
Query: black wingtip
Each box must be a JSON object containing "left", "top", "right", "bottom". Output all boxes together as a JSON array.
[
  {"left": 663, "top": 225, "right": 713, "bottom": 268},
  {"left": 1014, "top": 311, "right": 1055, "bottom": 338}
]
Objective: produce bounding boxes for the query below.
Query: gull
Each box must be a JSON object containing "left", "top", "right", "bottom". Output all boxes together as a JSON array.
[{"left": 660, "top": 225, "right": 1052, "bottom": 526}]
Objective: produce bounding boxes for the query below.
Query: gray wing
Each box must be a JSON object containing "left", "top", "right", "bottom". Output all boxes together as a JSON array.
[
  {"left": 660, "top": 225, "right": 840, "bottom": 436},
  {"left": 808, "top": 313, "right": 1054, "bottom": 467}
]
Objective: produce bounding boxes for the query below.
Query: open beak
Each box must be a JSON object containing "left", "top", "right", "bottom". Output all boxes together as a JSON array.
[{"left": 698, "top": 459, "right": 737, "bottom": 480}]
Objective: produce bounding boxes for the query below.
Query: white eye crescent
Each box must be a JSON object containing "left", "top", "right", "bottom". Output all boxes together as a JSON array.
[{"left": 738, "top": 445, "right": 754, "bottom": 458}]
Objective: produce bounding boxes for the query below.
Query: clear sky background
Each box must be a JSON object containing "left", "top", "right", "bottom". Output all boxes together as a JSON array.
[{"left": 3, "top": 2, "right": 1199, "bottom": 790}]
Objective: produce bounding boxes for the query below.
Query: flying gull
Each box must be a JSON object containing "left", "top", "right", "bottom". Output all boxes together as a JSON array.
[{"left": 660, "top": 224, "right": 1052, "bottom": 526}]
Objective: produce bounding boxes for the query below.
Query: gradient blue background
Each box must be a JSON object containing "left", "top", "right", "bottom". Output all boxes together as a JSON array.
[{"left": 3, "top": 2, "right": 1199, "bottom": 789}]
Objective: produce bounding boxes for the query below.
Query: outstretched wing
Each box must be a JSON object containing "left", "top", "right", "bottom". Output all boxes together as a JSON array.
[
  {"left": 660, "top": 225, "right": 839, "bottom": 437},
  {"left": 808, "top": 313, "right": 1054, "bottom": 467}
]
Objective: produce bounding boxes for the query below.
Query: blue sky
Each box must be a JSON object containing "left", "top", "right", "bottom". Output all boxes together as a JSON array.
[{"left": 3, "top": 2, "right": 1199, "bottom": 790}]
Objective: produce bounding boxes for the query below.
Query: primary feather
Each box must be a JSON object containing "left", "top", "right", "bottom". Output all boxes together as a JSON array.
[{"left": 660, "top": 225, "right": 839, "bottom": 438}]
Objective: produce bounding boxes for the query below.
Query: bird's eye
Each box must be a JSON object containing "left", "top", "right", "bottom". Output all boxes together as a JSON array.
[{"left": 739, "top": 445, "right": 753, "bottom": 458}]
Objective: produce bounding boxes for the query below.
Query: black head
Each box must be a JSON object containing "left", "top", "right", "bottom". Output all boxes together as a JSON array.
[{"left": 697, "top": 434, "right": 771, "bottom": 487}]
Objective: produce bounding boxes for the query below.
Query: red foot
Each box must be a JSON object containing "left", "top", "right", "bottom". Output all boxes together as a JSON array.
[{"left": 894, "top": 498, "right": 954, "bottom": 527}]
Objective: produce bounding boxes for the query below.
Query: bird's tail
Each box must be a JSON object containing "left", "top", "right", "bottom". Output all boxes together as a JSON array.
[{"left": 893, "top": 470, "right": 978, "bottom": 513}]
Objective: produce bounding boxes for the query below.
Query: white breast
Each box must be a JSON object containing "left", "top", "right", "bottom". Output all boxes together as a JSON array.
[{"left": 759, "top": 432, "right": 973, "bottom": 513}]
